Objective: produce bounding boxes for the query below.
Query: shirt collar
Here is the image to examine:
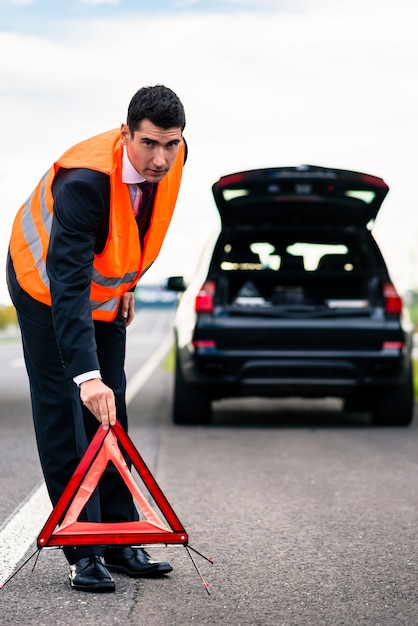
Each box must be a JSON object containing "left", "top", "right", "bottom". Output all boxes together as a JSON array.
[{"left": 122, "top": 145, "right": 146, "bottom": 184}]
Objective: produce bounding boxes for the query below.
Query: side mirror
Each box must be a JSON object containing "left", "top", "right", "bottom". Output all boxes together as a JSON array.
[{"left": 165, "top": 276, "right": 187, "bottom": 292}]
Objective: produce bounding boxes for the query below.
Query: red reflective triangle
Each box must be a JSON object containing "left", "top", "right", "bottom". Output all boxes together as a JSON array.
[{"left": 37, "top": 420, "right": 188, "bottom": 547}]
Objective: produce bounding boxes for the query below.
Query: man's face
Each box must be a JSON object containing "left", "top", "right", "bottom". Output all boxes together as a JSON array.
[{"left": 121, "top": 119, "right": 183, "bottom": 183}]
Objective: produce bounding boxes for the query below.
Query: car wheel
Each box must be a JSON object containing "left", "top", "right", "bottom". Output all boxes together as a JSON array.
[
  {"left": 172, "top": 352, "right": 212, "bottom": 425},
  {"left": 370, "top": 364, "right": 414, "bottom": 427}
]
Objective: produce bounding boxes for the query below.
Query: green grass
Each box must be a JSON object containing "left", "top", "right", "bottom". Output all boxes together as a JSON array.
[
  {"left": 164, "top": 346, "right": 175, "bottom": 372},
  {"left": 0, "top": 305, "right": 17, "bottom": 329},
  {"left": 408, "top": 304, "right": 418, "bottom": 332}
]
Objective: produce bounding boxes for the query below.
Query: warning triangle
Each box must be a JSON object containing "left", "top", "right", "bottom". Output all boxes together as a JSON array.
[{"left": 37, "top": 420, "right": 188, "bottom": 548}]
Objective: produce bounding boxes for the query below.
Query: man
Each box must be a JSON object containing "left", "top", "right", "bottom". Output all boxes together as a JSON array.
[{"left": 7, "top": 85, "right": 187, "bottom": 592}]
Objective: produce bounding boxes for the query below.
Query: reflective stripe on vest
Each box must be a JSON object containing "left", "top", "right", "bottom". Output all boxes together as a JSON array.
[
  {"left": 20, "top": 172, "right": 52, "bottom": 291},
  {"left": 19, "top": 172, "right": 139, "bottom": 296}
]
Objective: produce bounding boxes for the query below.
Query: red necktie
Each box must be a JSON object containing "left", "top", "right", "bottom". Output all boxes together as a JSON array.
[{"left": 135, "top": 181, "right": 155, "bottom": 233}]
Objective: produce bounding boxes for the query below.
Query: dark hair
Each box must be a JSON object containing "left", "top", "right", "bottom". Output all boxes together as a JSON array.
[{"left": 127, "top": 85, "right": 186, "bottom": 135}]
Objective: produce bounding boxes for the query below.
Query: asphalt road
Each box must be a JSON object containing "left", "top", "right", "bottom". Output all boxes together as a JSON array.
[{"left": 0, "top": 308, "right": 417, "bottom": 625}]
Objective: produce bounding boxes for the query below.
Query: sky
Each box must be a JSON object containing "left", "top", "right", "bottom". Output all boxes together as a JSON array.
[{"left": 0, "top": 0, "right": 418, "bottom": 304}]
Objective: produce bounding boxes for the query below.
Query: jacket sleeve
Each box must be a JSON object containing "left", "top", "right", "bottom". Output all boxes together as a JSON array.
[{"left": 46, "top": 168, "right": 110, "bottom": 379}]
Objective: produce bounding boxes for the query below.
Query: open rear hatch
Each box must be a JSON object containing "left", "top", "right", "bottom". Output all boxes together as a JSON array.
[
  {"left": 212, "top": 164, "right": 389, "bottom": 228},
  {"left": 209, "top": 166, "right": 391, "bottom": 320}
]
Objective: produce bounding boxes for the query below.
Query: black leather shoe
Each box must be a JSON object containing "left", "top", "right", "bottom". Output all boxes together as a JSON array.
[
  {"left": 69, "top": 555, "right": 115, "bottom": 592},
  {"left": 105, "top": 547, "right": 173, "bottom": 578}
]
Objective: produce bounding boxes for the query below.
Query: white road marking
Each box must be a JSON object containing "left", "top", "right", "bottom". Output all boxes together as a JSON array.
[
  {"left": 0, "top": 334, "right": 173, "bottom": 586},
  {"left": 0, "top": 484, "right": 51, "bottom": 587},
  {"left": 125, "top": 335, "right": 172, "bottom": 405}
]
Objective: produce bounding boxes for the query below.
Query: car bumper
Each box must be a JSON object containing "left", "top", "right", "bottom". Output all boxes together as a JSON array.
[{"left": 179, "top": 346, "right": 412, "bottom": 399}]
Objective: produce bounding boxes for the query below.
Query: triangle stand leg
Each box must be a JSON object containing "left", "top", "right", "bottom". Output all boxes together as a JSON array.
[
  {"left": 0, "top": 548, "right": 43, "bottom": 590},
  {"left": 184, "top": 545, "right": 213, "bottom": 595}
]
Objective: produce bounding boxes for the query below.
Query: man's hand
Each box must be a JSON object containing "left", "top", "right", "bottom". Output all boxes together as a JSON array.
[
  {"left": 121, "top": 292, "right": 135, "bottom": 326},
  {"left": 79, "top": 378, "right": 116, "bottom": 430}
]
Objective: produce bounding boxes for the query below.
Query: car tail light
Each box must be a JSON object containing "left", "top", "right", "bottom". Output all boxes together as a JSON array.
[
  {"left": 193, "top": 339, "right": 217, "bottom": 349},
  {"left": 383, "top": 281, "right": 403, "bottom": 315},
  {"left": 358, "top": 173, "right": 388, "bottom": 188},
  {"left": 382, "top": 341, "right": 405, "bottom": 350},
  {"left": 195, "top": 280, "right": 216, "bottom": 314},
  {"left": 218, "top": 173, "right": 245, "bottom": 187}
]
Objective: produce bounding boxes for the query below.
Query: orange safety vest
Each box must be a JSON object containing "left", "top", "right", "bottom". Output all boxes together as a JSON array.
[{"left": 9, "top": 129, "right": 185, "bottom": 321}]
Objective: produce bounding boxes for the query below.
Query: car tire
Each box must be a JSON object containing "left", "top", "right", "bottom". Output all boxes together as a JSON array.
[
  {"left": 172, "top": 351, "right": 212, "bottom": 425},
  {"left": 370, "top": 363, "right": 414, "bottom": 427}
]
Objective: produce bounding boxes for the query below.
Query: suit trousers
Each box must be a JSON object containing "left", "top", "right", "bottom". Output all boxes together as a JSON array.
[{"left": 7, "top": 255, "right": 137, "bottom": 564}]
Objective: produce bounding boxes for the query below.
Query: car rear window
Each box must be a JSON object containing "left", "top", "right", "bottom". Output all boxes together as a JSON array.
[
  {"left": 219, "top": 240, "right": 358, "bottom": 273},
  {"left": 211, "top": 233, "right": 381, "bottom": 312}
]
